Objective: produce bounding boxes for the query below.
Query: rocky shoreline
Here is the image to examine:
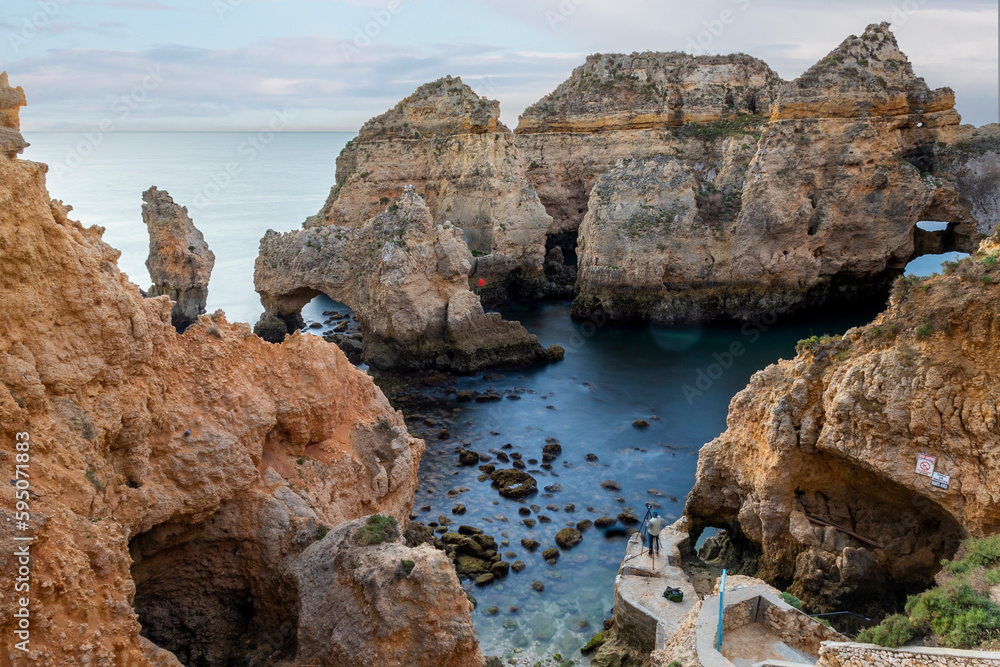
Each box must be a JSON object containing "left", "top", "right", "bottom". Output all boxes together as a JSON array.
[{"left": 0, "top": 74, "right": 482, "bottom": 667}]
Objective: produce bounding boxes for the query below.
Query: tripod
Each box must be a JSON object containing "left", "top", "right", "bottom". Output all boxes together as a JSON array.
[
  {"left": 638, "top": 504, "right": 653, "bottom": 544},
  {"left": 638, "top": 504, "right": 655, "bottom": 565}
]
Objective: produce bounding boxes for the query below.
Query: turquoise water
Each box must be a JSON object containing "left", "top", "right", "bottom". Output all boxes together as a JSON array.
[
  {"left": 396, "top": 302, "right": 878, "bottom": 662},
  {"left": 21, "top": 132, "right": 954, "bottom": 664}
]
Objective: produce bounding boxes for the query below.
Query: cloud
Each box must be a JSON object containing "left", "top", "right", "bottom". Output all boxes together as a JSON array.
[
  {"left": 7, "top": 36, "right": 590, "bottom": 130},
  {"left": 93, "top": 0, "right": 188, "bottom": 10},
  {"left": 5, "top": 0, "right": 997, "bottom": 130}
]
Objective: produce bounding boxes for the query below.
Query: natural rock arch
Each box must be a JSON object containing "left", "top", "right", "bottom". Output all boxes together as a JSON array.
[{"left": 254, "top": 191, "right": 560, "bottom": 372}]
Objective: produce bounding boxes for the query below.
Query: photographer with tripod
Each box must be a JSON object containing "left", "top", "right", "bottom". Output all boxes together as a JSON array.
[{"left": 642, "top": 504, "right": 665, "bottom": 558}]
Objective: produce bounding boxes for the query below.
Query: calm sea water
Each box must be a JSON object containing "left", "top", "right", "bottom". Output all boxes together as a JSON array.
[
  {"left": 21, "top": 132, "right": 950, "bottom": 664},
  {"left": 23, "top": 131, "right": 356, "bottom": 325}
]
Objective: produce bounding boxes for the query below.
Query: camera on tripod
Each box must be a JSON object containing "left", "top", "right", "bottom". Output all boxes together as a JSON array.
[{"left": 645, "top": 502, "right": 652, "bottom": 509}]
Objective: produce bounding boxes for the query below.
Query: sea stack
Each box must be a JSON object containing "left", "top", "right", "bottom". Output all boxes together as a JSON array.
[{"left": 142, "top": 186, "right": 215, "bottom": 332}]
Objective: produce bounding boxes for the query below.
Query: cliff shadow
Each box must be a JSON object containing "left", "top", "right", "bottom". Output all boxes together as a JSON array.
[
  {"left": 687, "top": 448, "right": 966, "bottom": 621},
  {"left": 129, "top": 503, "right": 300, "bottom": 667},
  {"left": 909, "top": 220, "right": 977, "bottom": 266}
]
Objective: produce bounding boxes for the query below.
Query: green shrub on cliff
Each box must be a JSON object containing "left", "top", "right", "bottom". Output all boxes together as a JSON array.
[
  {"left": 779, "top": 591, "right": 803, "bottom": 610},
  {"left": 943, "top": 535, "right": 1000, "bottom": 572},
  {"left": 355, "top": 514, "right": 399, "bottom": 545},
  {"left": 860, "top": 536, "right": 1000, "bottom": 649},
  {"left": 856, "top": 614, "right": 915, "bottom": 647},
  {"left": 906, "top": 580, "right": 1000, "bottom": 648}
]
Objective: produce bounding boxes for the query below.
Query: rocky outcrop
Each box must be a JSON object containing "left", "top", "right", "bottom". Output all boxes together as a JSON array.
[
  {"left": 0, "top": 78, "right": 481, "bottom": 667},
  {"left": 517, "top": 24, "right": 996, "bottom": 324},
  {"left": 514, "top": 51, "right": 776, "bottom": 235},
  {"left": 684, "top": 234, "right": 1000, "bottom": 614},
  {"left": 770, "top": 27, "right": 958, "bottom": 123},
  {"left": 517, "top": 52, "right": 781, "bottom": 134},
  {"left": 0, "top": 71, "right": 28, "bottom": 157},
  {"left": 289, "top": 519, "right": 481, "bottom": 667},
  {"left": 308, "top": 76, "right": 553, "bottom": 292},
  {"left": 142, "top": 186, "right": 215, "bottom": 332},
  {"left": 255, "top": 188, "right": 558, "bottom": 372}
]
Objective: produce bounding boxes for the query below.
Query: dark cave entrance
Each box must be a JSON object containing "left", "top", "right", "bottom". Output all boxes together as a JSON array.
[
  {"left": 905, "top": 220, "right": 974, "bottom": 276},
  {"left": 129, "top": 516, "right": 299, "bottom": 667},
  {"left": 910, "top": 220, "right": 975, "bottom": 261},
  {"left": 686, "top": 451, "right": 967, "bottom": 626},
  {"left": 545, "top": 231, "right": 578, "bottom": 268}
]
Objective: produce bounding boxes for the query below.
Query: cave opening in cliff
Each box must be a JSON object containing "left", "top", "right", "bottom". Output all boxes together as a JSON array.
[
  {"left": 905, "top": 220, "right": 972, "bottom": 276},
  {"left": 686, "top": 449, "right": 967, "bottom": 621},
  {"left": 545, "top": 231, "right": 578, "bottom": 267},
  {"left": 129, "top": 516, "right": 300, "bottom": 667}
]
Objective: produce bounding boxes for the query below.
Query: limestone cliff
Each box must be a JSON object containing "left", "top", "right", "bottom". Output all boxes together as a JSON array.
[
  {"left": 0, "top": 77, "right": 482, "bottom": 667},
  {"left": 770, "top": 26, "right": 958, "bottom": 122},
  {"left": 517, "top": 24, "right": 996, "bottom": 325},
  {"left": 516, "top": 51, "right": 781, "bottom": 133},
  {"left": 514, "top": 51, "right": 776, "bottom": 235},
  {"left": 255, "top": 188, "right": 559, "bottom": 372},
  {"left": 307, "top": 76, "right": 553, "bottom": 291},
  {"left": 142, "top": 186, "right": 215, "bottom": 332},
  {"left": 685, "top": 234, "right": 1000, "bottom": 614},
  {"left": 289, "top": 519, "right": 481, "bottom": 667}
]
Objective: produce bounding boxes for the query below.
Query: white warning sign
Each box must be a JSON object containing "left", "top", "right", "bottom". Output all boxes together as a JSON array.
[
  {"left": 915, "top": 453, "right": 936, "bottom": 477},
  {"left": 931, "top": 472, "right": 950, "bottom": 490}
]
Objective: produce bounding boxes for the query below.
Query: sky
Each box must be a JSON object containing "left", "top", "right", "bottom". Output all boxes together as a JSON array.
[{"left": 2, "top": 0, "right": 998, "bottom": 131}]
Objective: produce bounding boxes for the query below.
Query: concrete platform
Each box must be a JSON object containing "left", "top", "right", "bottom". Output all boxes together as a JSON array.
[
  {"left": 614, "top": 529, "right": 699, "bottom": 650},
  {"left": 721, "top": 622, "right": 816, "bottom": 666}
]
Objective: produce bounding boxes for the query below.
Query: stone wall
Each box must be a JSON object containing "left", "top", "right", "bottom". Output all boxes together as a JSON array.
[
  {"left": 612, "top": 574, "right": 660, "bottom": 654},
  {"left": 758, "top": 597, "right": 843, "bottom": 656},
  {"left": 819, "top": 642, "right": 1000, "bottom": 666},
  {"left": 721, "top": 597, "right": 759, "bottom": 632}
]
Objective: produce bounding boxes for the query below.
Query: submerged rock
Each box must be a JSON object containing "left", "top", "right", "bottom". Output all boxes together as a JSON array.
[
  {"left": 490, "top": 469, "right": 538, "bottom": 498},
  {"left": 555, "top": 527, "right": 583, "bottom": 549}
]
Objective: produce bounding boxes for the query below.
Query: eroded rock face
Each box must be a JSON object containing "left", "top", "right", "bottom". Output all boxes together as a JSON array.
[
  {"left": 142, "top": 186, "right": 215, "bottom": 332},
  {"left": 514, "top": 51, "right": 772, "bottom": 236},
  {"left": 684, "top": 234, "right": 1000, "bottom": 614},
  {"left": 0, "top": 77, "right": 479, "bottom": 667},
  {"left": 770, "top": 25, "right": 958, "bottom": 122},
  {"left": 517, "top": 51, "right": 781, "bottom": 133},
  {"left": 308, "top": 76, "right": 552, "bottom": 290},
  {"left": 255, "top": 189, "right": 552, "bottom": 372},
  {"left": 564, "top": 23, "right": 988, "bottom": 325},
  {"left": 289, "top": 519, "right": 482, "bottom": 667}
]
